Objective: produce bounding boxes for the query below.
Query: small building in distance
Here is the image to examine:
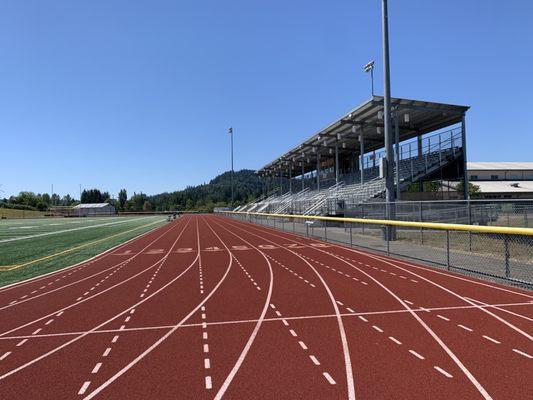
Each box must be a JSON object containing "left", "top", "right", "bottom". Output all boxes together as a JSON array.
[
  {"left": 467, "top": 162, "right": 533, "bottom": 199},
  {"left": 72, "top": 203, "right": 116, "bottom": 216}
]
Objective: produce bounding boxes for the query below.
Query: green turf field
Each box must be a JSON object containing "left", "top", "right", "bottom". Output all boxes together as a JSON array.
[{"left": 0, "top": 216, "right": 167, "bottom": 287}]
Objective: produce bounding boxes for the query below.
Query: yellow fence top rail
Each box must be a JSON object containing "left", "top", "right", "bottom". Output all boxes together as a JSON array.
[{"left": 225, "top": 211, "right": 533, "bottom": 237}]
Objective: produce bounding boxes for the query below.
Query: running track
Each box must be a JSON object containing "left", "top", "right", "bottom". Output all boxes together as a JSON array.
[{"left": 0, "top": 214, "right": 531, "bottom": 399}]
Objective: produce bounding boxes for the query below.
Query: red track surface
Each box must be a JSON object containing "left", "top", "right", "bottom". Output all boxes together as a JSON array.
[{"left": 0, "top": 214, "right": 532, "bottom": 399}]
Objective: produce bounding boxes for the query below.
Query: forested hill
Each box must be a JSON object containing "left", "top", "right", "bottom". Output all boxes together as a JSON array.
[{"left": 147, "top": 169, "right": 264, "bottom": 212}]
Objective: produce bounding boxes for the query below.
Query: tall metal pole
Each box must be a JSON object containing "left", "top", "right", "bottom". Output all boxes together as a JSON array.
[
  {"left": 382, "top": 0, "right": 395, "bottom": 216},
  {"left": 394, "top": 113, "right": 401, "bottom": 200},
  {"left": 228, "top": 127, "right": 234, "bottom": 207},
  {"left": 371, "top": 68, "right": 374, "bottom": 96}
]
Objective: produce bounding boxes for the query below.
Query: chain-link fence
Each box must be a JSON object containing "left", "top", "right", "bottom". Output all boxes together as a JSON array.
[
  {"left": 221, "top": 211, "right": 533, "bottom": 287},
  {"left": 344, "top": 199, "right": 533, "bottom": 228}
]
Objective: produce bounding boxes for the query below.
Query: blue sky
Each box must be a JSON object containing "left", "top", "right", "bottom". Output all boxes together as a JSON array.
[{"left": 1, "top": 0, "right": 532, "bottom": 198}]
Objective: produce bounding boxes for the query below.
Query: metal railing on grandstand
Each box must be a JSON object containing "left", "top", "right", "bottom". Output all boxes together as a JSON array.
[{"left": 219, "top": 211, "right": 533, "bottom": 288}]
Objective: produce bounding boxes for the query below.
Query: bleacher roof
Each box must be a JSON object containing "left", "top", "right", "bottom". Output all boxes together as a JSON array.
[
  {"left": 258, "top": 96, "right": 469, "bottom": 177},
  {"left": 468, "top": 162, "right": 533, "bottom": 171}
]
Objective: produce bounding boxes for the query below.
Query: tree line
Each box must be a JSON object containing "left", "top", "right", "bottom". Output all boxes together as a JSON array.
[{"left": 1, "top": 169, "right": 269, "bottom": 213}]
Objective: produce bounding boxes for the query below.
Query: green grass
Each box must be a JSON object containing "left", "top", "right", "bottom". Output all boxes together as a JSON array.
[{"left": 0, "top": 216, "right": 167, "bottom": 287}]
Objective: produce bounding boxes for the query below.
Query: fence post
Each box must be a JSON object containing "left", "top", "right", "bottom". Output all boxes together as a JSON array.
[
  {"left": 306, "top": 222, "right": 309, "bottom": 237},
  {"left": 324, "top": 221, "right": 328, "bottom": 242},
  {"left": 293, "top": 217, "right": 295, "bottom": 233},
  {"left": 386, "top": 225, "right": 390, "bottom": 256},
  {"left": 446, "top": 230, "right": 450, "bottom": 270},
  {"left": 350, "top": 223, "right": 353, "bottom": 247},
  {"left": 504, "top": 235, "right": 510, "bottom": 278},
  {"left": 419, "top": 202, "right": 424, "bottom": 245}
]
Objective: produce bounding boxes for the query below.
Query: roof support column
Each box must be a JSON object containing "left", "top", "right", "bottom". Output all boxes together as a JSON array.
[
  {"left": 289, "top": 163, "right": 292, "bottom": 193},
  {"left": 316, "top": 153, "right": 321, "bottom": 191},
  {"left": 394, "top": 113, "right": 401, "bottom": 200},
  {"left": 301, "top": 161, "right": 305, "bottom": 191},
  {"left": 359, "top": 133, "right": 365, "bottom": 185},
  {"left": 461, "top": 114, "right": 469, "bottom": 200},
  {"left": 335, "top": 141, "right": 339, "bottom": 184}
]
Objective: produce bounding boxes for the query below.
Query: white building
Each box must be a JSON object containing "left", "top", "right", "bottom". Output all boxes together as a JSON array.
[
  {"left": 73, "top": 203, "right": 116, "bottom": 216},
  {"left": 467, "top": 162, "right": 533, "bottom": 199}
]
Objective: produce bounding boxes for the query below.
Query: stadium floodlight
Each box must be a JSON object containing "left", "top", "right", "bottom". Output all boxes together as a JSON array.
[
  {"left": 228, "top": 127, "right": 234, "bottom": 207},
  {"left": 363, "top": 60, "right": 375, "bottom": 96}
]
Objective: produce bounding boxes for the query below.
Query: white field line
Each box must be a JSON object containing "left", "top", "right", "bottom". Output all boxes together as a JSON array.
[
  {"left": 215, "top": 218, "right": 356, "bottom": 400},
  {"left": 0, "top": 218, "right": 191, "bottom": 338},
  {"left": 1, "top": 300, "right": 531, "bottom": 341},
  {"left": 207, "top": 217, "right": 274, "bottom": 400},
  {"left": 0, "top": 218, "right": 169, "bottom": 293},
  {"left": 0, "top": 221, "right": 177, "bottom": 311},
  {"left": 464, "top": 297, "right": 533, "bottom": 322},
  {"left": 82, "top": 217, "right": 233, "bottom": 399},
  {"left": 0, "top": 217, "right": 153, "bottom": 244},
  {"left": 221, "top": 216, "right": 494, "bottom": 400},
  {"left": 0, "top": 219, "right": 197, "bottom": 383}
]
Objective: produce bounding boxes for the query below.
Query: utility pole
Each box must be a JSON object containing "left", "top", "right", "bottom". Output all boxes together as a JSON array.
[
  {"left": 228, "top": 127, "right": 234, "bottom": 207},
  {"left": 382, "top": 0, "right": 396, "bottom": 235}
]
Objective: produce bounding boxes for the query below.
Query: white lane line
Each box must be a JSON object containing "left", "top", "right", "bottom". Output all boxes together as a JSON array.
[
  {"left": 372, "top": 325, "right": 383, "bottom": 333},
  {"left": 16, "top": 339, "right": 28, "bottom": 347},
  {"left": 482, "top": 335, "right": 500, "bottom": 344},
  {"left": 275, "top": 311, "right": 282, "bottom": 317},
  {"left": 32, "top": 328, "right": 42, "bottom": 335},
  {"left": 289, "top": 329, "right": 297, "bottom": 337},
  {"left": 437, "top": 315, "right": 450, "bottom": 322},
  {"left": 434, "top": 366, "right": 453, "bottom": 378},
  {"left": 129, "top": 309, "right": 135, "bottom": 315},
  {"left": 281, "top": 319, "right": 289, "bottom": 326},
  {"left": 512, "top": 349, "right": 532, "bottom": 359},
  {"left": 298, "top": 341, "right": 308, "bottom": 350},
  {"left": 91, "top": 362, "right": 102, "bottom": 374},
  {"left": 336, "top": 301, "right": 344, "bottom": 306},
  {"left": 112, "top": 335, "right": 119, "bottom": 343},
  {"left": 45, "top": 319, "right": 54, "bottom": 326},
  {"left": 203, "top": 332, "right": 208, "bottom": 340},
  {"left": 120, "top": 325, "right": 126, "bottom": 330},
  {"left": 458, "top": 324, "right": 473, "bottom": 332},
  {"left": 78, "top": 381, "right": 91, "bottom": 395},
  {"left": 205, "top": 376, "right": 213, "bottom": 389},
  {"left": 201, "top": 313, "right": 206, "bottom": 320},
  {"left": 56, "top": 311, "right": 64, "bottom": 317},
  {"left": 388, "top": 336, "right": 402, "bottom": 345},
  {"left": 203, "top": 344, "right": 209, "bottom": 353},
  {"left": 409, "top": 349, "right": 425, "bottom": 360},
  {"left": 270, "top": 304, "right": 276, "bottom": 309},
  {"left": 404, "top": 300, "right": 414, "bottom": 305},
  {"left": 307, "top": 355, "right": 320, "bottom": 365},
  {"left": 323, "top": 372, "right": 336, "bottom": 385},
  {"left": 204, "top": 358, "right": 211, "bottom": 369},
  {"left": 0, "top": 352, "right": 11, "bottom": 360},
  {"left": 102, "top": 348, "right": 112, "bottom": 357},
  {"left": 358, "top": 316, "right": 368, "bottom": 323},
  {"left": 346, "top": 308, "right": 355, "bottom": 313},
  {"left": 124, "top": 316, "right": 131, "bottom": 323}
]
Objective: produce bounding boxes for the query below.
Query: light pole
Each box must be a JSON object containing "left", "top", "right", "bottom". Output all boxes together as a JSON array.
[
  {"left": 382, "top": 0, "right": 396, "bottom": 233},
  {"left": 228, "top": 127, "right": 234, "bottom": 208},
  {"left": 363, "top": 60, "right": 375, "bottom": 96}
]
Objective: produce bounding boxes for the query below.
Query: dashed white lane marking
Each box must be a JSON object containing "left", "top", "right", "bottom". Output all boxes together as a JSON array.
[
  {"left": 0, "top": 352, "right": 11, "bottom": 360},
  {"left": 32, "top": 328, "right": 42, "bottom": 335},
  {"left": 512, "top": 349, "right": 532, "bottom": 359},
  {"left": 458, "top": 324, "right": 473, "bottom": 332},
  {"left": 346, "top": 308, "right": 355, "bottom": 313},
  {"left": 336, "top": 301, "right": 344, "bottom": 306},
  {"left": 372, "top": 325, "right": 383, "bottom": 333},
  {"left": 203, "top": 332, "right": 208, "bottom": 340},
  {"left": 299, "top": 341, "right": 308, "bottom": 350},
  {"left": 409, "top": 350, "right": 425, "bottom": 360},
  {"left": 112, "top": 335, "right": 119, "bottom": 343},
  {"left": 203, "top": 343, "right": 209, "bottom": 353},
  {"left": 204, "top": 358, "right": 211, "bottom": 369},
  {"left": 404, "top": 300, "right": 414, "bottom": 305},
  {"left": 437, "top": 315, "right": 450, "bottom": 321},
  {"left": 358, "top": 316, "right": 368, "bottom": 323},
  {"left": 323, "top": 372, "right": 336, "bottom": 385},
  {"left": 388, "top": 336, "right": 402, "bottom": 345},
  {"left": 282, "top": 319, "right": 289, "bottom": 326},
  {"left": 310, "top": 355, "right": 321, "bottom": 365},
  {"left": 205, "top": 376, "right": 213, "bottom": 389},
  {"left": 270, "top": 304, "right": 276, "bottom": 310},
  {"left": 265, "top": 254, "right": 316, "bottom": 288},
  {"left": 434, "top": 366, "right": 453, "bottom": 378},
  {"left": 275, "top": 310, "right": 282, "bottom": 317},
  {"left": 56, "top": 311, "right": 64, "bottom": 317},
  {"left": 482, "top": 335, "right": 500, "bottom": 344},
  {"left": 102, "top": 348, "right": 112, "bottom": 357},
  {"left": 78, "top": 381, "right": 91, "bottom": 395},
  {"left": 289, "top": 329, "right": 298, "bottom": 337},
  {"left": 91, "top": 362, "right": 102, "bottom": 374},
  {"left": 16, "top": 339, "right": 28, "bottom": 347}
]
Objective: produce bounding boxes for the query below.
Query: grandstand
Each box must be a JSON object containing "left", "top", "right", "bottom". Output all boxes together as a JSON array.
[{"left": 241, "top": 96, "right": 469, "bottom": 216}]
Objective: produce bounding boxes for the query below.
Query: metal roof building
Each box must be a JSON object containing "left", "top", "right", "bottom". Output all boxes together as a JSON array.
[{"left": 73, "top": 203, "right": 116, "bottom": 216}]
